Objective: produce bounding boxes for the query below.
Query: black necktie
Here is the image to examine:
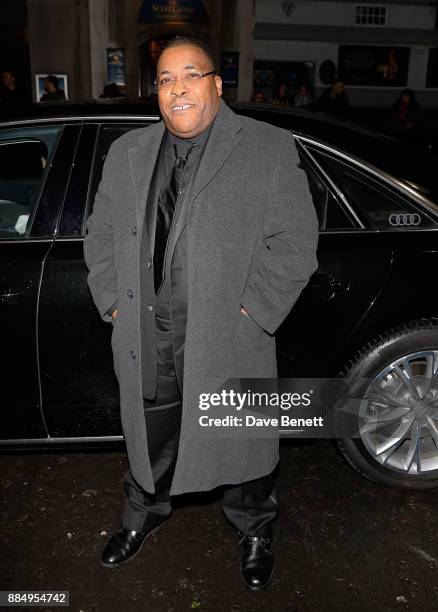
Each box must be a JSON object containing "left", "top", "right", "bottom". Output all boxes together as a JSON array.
[{"left": 153, "top": 138, "right": 195, "bottom": 294}]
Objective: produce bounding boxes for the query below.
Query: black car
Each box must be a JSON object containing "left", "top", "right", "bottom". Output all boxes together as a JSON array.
[{"left": 1, "top": 100, "right": 437, "bottom": 490}]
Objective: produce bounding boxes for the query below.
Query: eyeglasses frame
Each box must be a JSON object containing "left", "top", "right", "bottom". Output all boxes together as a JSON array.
[{"left": 154, "top": 70, "right": 217, "bottom": 89}]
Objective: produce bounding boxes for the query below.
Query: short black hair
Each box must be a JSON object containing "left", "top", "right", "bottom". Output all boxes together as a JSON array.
[
  {"left": 46, "top": 74, "right": 59, "bottom": 88},
  {"left": 160, "top": 35, "right": 217, "bottom": 72}
]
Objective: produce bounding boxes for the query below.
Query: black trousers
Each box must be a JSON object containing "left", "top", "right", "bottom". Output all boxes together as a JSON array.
[{"left": 122, "top": 309, "right": 278, "bottom": 537}]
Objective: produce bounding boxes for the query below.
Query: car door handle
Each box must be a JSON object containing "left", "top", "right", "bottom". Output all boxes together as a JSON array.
[
  {"left": 0, "top": 290, "right": 24, "bottom": 304},
  {"left": 307, "top": 274, "right": 350, "bottom": 300}
]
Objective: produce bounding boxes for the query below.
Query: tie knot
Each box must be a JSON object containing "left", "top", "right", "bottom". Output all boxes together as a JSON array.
[{"left": 174, "top": 140, "right": 195, "bottom": 165}]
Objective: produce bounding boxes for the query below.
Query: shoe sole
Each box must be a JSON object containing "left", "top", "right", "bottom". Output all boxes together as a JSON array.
[
  {"left": 241, "top": 562, "right": 275, "bottom": 591},
  {"left": 100, "top": 520, "right": 168, "bottom": 569}
]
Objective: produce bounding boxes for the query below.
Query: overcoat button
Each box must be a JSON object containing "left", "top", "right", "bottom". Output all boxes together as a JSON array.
[
  {"left": 127, "top": 289, "right": 133, "bottom": 298},
  {"left": 129, "top": 350, "right": 136, "bottom": 359},
  {"left": 132, "top": 226, "right": 137, "bottom": 235},
  {"left": 148, "top": 305, "right": 154, "bottom": 312}
]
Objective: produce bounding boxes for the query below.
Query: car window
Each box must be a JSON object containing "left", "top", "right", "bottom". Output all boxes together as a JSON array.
[
  {"left": 58, "top": 124, "right": 98, "bottom": 237},
  {"left": 309, "top": 147, "right": 437, "bottom": 230},
  {"left": 298, "top": 150, "right": 356, "bottom": 231},
  {"left": 0, "top": 125, "right": 62, "bottom": 239},
  {"left": 86, "top": 124, "right": 150, "bottom": 220}
]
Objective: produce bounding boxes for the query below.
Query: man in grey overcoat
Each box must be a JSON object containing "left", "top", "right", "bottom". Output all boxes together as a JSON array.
[{"left": 83, "top": 35, "right": 319, "bottom": 591}]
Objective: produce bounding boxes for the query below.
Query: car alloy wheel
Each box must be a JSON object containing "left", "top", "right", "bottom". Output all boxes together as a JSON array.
[
  {"left": 336, "top": 319, "right": 438, "bottom": 489},
  {"left": 359, "top": 350, "right": 438, "bottom": 475}
]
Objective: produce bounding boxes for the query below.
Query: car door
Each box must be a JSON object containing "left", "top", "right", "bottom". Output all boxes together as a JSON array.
[
  {"left": 0, "top": 122, "right": 80, "bottom": 439},
  {"left": 38, "top": 122, "right": 153, "bottom": 438},
  {"left": 276, "top": 138, "right": 394, "bottom": 377}
]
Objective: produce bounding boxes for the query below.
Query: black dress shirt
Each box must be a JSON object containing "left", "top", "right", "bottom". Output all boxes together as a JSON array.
[
  {"left": 154, "top": 118, "right": 215, "bottom": 310},
  {"left": 105, "top": 117, "right": 216, "bottom": 319}
]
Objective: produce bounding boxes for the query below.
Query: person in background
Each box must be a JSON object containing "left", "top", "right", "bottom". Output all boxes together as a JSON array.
[
  {"left": 251, "top": 90, "right": 266, "bottom": 103},
  {"left": 0, "top": 70, "right": 28, "bottom": 106},
  {"left": 40, "top": 75, "right": 66, "bottom": 102},
  {"left": 271, "top": 81, "right": 292, "bottom": 106},
  {"left": 294, "top": 83, "right": 313, "bottom": 109},
  {"left": 389, "top": 88, "right": 422, "bottom": 131},
  {"left": 99, "top": 83, "right": 125, "bottom": 99},
  {"left": 317, "top": 77, "right": 349, "bottom": 118}
]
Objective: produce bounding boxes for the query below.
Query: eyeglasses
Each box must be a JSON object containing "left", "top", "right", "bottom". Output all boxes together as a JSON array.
[{"left": 154, "top": 70, "right": 216, "bottom": 90}]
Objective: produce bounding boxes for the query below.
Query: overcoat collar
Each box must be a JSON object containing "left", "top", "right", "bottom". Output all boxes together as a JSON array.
[{"left": 128, "top": 98, "right": 242, "bottom": 257}]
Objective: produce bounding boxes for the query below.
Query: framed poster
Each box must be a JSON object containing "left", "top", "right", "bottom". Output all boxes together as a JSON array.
[
  {"left": 35, "top": 73, "right": 68, "bottom": 102},
  {"left": 220, "top": 52, "right": 239, "bottom": 88},
  {"left": 107, "top": 48, "right": 126, "bottom": 87},
  {"left": 338, "top": 46, "right": 410, "bottom": 87},
  {"left": 253, "top": 60, "right": 315, "bottom": 91}
]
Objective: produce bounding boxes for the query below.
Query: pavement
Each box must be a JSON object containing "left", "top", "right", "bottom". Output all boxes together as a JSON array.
[{"left": 2, "top": 439, "right": 438, "bottom": 611}]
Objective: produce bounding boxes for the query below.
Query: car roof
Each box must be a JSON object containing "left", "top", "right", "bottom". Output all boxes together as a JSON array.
[
  {"left": 231, "top": 102, "right": 438, "bottom": 206},
  {"left": 1, "top": 98, "right": 437, "bottom": 204},
  {"left": 0, "top": 98, "right": 160, "bottom": 122}
]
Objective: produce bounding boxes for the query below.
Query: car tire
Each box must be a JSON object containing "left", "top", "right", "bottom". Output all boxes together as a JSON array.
[{"left": 335, "top": 318, "right": 438, "bottom": 489}]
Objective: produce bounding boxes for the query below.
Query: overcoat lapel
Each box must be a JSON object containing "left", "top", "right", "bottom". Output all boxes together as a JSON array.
[
  {"left": 128, "top": 120, "right": 165, "bottom": 257},
  {"left": 171, "top": 98, "right": 242, "bottom": 249},
  {"left": 127, "top": 98, "right": 242, "bottom": 260}
]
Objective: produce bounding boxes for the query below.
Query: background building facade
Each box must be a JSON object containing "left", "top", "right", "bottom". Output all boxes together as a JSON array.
[
  {"left": 254, "top": 0, "right": 438, "bottom": 109},
  {"left": 1, "top": 0, "right": 437, "bottom": 109}
]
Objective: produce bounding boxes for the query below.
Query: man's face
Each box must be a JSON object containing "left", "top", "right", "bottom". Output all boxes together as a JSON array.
[
  {"left": 156, "top": 45, "right": 222, "bottom": 138},
  {"left": 279, "top": 83, "right": 287, "bottom": 97},
  {"left": 2, "top": 71, "right": 14, "bottom": 89},
  {"left": 333, "top": 81, "right": 345, "bottom": 95}
]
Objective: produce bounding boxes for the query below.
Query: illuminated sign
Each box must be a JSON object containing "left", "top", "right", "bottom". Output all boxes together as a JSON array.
[{"left": 138, "top": 0, "right": 208, "bottom": 24}]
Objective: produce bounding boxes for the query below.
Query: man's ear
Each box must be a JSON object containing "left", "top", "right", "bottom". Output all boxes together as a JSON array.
[{"left": 215, "top": 75, "right": 223, "bottom": 97}]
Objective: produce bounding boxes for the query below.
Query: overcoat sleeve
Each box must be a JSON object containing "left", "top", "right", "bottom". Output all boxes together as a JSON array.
[
  {"left": 241, "top": 131, "right": 319, "bottom": 336},
  {"left": 83, "top": 142, "right": 119, "bottom": 323}
]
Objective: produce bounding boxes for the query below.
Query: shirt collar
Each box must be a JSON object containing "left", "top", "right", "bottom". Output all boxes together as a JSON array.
[{"left": 165, "top": 112, "right": 216, "bottom": 153}]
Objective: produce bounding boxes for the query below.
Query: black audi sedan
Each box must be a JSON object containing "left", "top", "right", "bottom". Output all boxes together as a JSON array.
[{"left": 1, "top": 99, "right": 437, "bottom": 491}]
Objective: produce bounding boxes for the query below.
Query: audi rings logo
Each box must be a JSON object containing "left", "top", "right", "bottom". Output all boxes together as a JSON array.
[{"left": 389, "top": 213, "right": 421, "bottom": 226}]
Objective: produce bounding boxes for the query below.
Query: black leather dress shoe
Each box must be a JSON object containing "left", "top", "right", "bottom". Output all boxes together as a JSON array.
[
  {"left": 101, "top": 515, "right": 168, "bottom": 568},
  {"left": 239, "top": 532, "right": 275, "bottom": 591}
]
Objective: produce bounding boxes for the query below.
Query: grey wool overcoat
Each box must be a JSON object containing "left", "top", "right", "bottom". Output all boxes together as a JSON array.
[{"left": 83, "top": 98, "right": 319, "bottom": 496}]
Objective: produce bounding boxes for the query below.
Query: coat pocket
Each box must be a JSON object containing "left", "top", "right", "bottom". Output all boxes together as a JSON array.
[{"left": 240, "top": 309, "right": 265, "bottom": 336}]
